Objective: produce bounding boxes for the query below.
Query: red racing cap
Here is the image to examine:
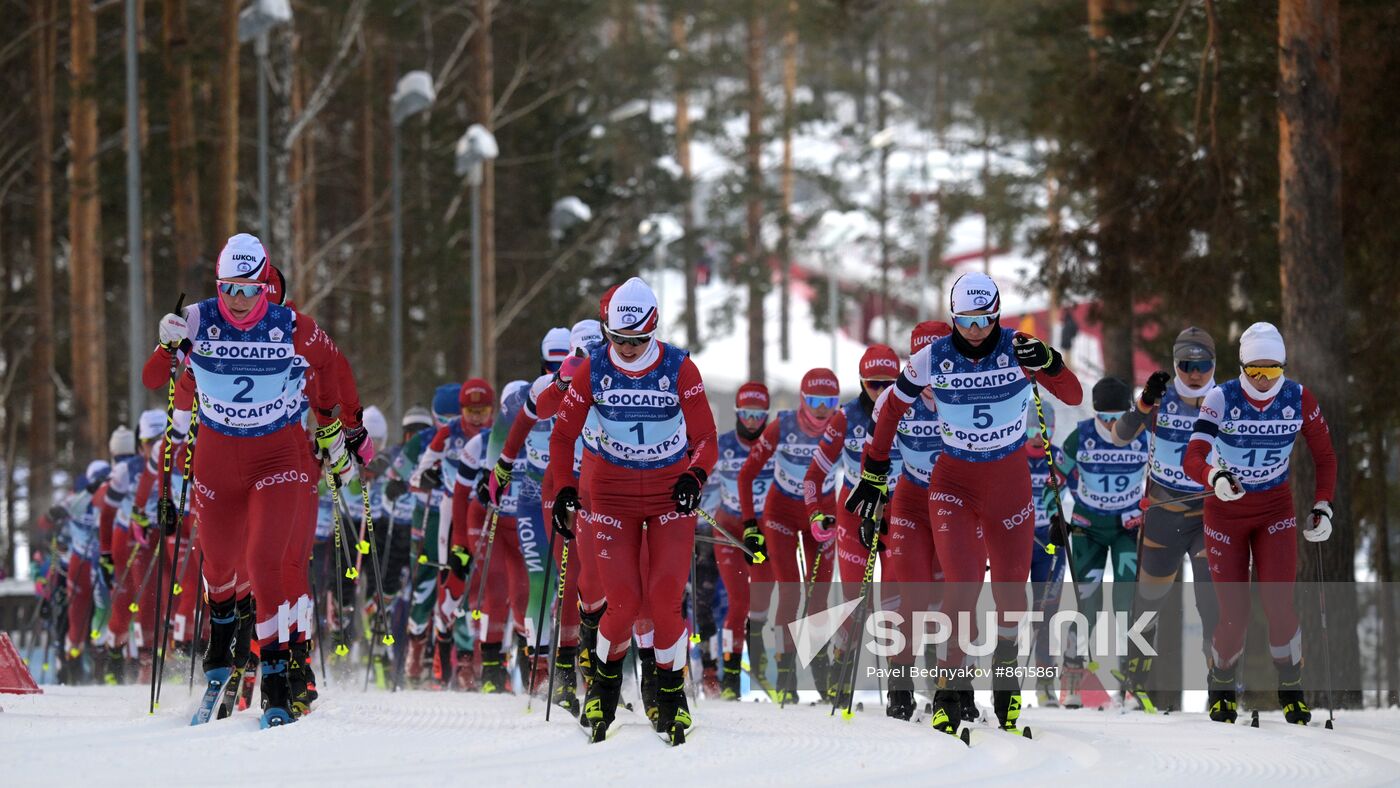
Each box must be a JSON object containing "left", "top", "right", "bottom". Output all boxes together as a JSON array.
[
  {"left": 859, "top": 345, "right": 900, "bottom": 380},
  {"left": 800, "top": 368, "right": 840, "bottom": 397},
  {"left": 735, "top": 382, "right": 770, "bottom": 410},
  {"left": 910, "top": 320, "right": 952, "bottom": 355},
  {"left": 459, "top": 378, "right": 495, "bottom": 408}
]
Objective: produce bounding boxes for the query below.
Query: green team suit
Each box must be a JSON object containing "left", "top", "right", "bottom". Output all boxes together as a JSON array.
[{"left": 1056, "top": 413, "right": 1149, "bottom": 661}]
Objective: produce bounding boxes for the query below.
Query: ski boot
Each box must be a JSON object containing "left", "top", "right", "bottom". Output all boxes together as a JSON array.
[
  {"left": 886, "top": 671, "right": 916, "bottom": 721},
  {"left": 578, "top": 605, "right": 605, "bottom": 689},
  {"left": 929, "top": 682, "right": 967, "bottom": 736},
  {"left": 1277, "top": 661, "right": 1311, "bottom": 725},
  {"left": 1115, "top": 652, "right": 1155, "bottom": 712},
  {"left": 1207, "top": 663, "right": 1238, "bottom": 723},
  {"left": 583, "top": 657, "right": 625, "bottom": 742},
  {"left": 431, "top": 636, "right": 454, "bottom": 690},
  {"left": 191, "top": 598, "right": 238, "bottom": 725},
  {"left": 809, "top": 649, "right": 831, "bottom": 701},
  {"left": 1036, "top": 676, "right": 1059, "bottom": 708},
  {"left": 654, "top": 666, "right": 692, "bottom": 745},
  {"left": 452, "top": 649, "right": 477, "bottom": 691},
  {"left": 102, "top": 645, "right": 125, "bottom": 685},
  {"left": 826, "top": 648, "right": 852, "bottom": 706},
  {"left": 774, "top": 651, "right": 798, "bottom": 705},
  {"left": 258, "top": 649, "right": 295, "bottom": 729},
  {"left": 701, "top": 655, "right": 722, "bottom": 699},
  {"left": 992, "top": 639, "right": 1024, "bottom": 733},
  {"left": 480, "top": 641, "right": 509, "bottom": 694},
  {"left": 288, "top": 640, "right": 317, "bottom": 718},
  {"left": 1062, "top": 656, "right": 1086, "bottom": 709},
  {"left": 720, "top": 653, "right": 743, "bottom": 700},
  {"left": 638, "top": 648, "right": 659, "bottom": 724},
  {"left": 960, "top": 689, "right": 980, "bottom": 723},
  {"left": 551, "top": 646, "right": 581, "bottom": 716},
  {"left": 405, "top": 632, "right": 428, "bottom": 688}
]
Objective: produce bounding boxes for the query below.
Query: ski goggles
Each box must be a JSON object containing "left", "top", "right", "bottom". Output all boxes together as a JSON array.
[
  {"left": 736, "top": 408, "right": 768, "bottom": 422},
  {"left": 952, "top": 311, "right": 999, "bottom": 330},
  {"left": 461, "top": 405, "right": 493, "bottom": 422},
  {"left": 803, "top": 394, "right": 840, "bottom": 410},
  {"left": 218, "top": 280, "right": 267, "bottom": 298},
  {"left": 1242, "top": 364, "right": 1285, "bottom": 381},
  {"left": 1176, "top": 359, "right": 1215, "bottom": 374},
  {"left": 605, "top": 327, "right": 654, "bottom": 347},
  {"left": 1096, "top": 410, "right": 1127, "bottom": 423},
  {"left": 862, "top": 378, "right": 896, "bottom": 392}
]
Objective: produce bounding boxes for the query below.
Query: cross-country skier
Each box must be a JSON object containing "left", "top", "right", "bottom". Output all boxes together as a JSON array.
[
  {"left": 737, "top": 367, "right": 841, "bottom": 703},
  {"left": 1184, "top": 322, "right": 1335, "bottom": 725},
  {"left": 545, "top": 276, "right": 717, "bottom": 744},
  {"left": 1108, "top": 327, "right": 1221, "bottom": 710},
  {"left": 803, "top": 345, "right": 902, "bottom": 702},
  {"left": 848, "top": 272, "right": 1082, "bottom": 736},
  {"left": 1054, "top": 377, "right": 1148, "bottom": 704},
  {"left": 704, "top": 382, "right": 774, "bottom": 699},
  {"left": 874, "top": 321, "right": 949, "bottom": 720},
  {"left": 55, "top": 460, "right": 109, "bottom": 683},
  {"left": 152, "top": 233, "right": 368, "bottom": 728}
]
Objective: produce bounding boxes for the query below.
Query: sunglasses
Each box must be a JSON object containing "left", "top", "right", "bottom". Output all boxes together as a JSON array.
[
  {"left": 462, "top": 405, "right": 493, "bottom": 420},
  {"left": 218, "top": 281, "right": 267, "bottom": 298},
  {"left": 1097, "top": 411, "right": 1127, "bottom": 423},
  {"left": 736, "top": 408, "right": 768, "bottom": 421},
  {"left": 605, "top": 327, "right": 654, "bottom": 347},
  {"left": 803, "top": 395, "right": 840, "bottom": 410},
  {"left": 1243, "top": 364, "right": 1285, "bottom": 381},
  {"left": 952, "top": 311, "right": 1000, "bottom": 330},
  {"left": 863, "top": 378, "right": 895, "bottom": 391},
  {"left": 1176, "top": 359, "right": 1215, "bottom": 374}
]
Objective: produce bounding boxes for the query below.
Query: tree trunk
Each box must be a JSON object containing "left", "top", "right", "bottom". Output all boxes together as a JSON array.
[
  {"left": 1088, "top": 0, "right": 1135, "bottom": 380},
  {"left": 672, "top": 13, "right": 700, "bottom": 352},
  {"left": 28, "top": 0, "right": 57, "bottom": 522},
  {"left": 475, "top": 0, "right": 496, "bottom": 383},
  {"left": 69, "top": 0, "right": 107, "bottom": 463},
  {"left": 778, "top": 0, "right": 796, "bottom": 362},
  {"left": 745, "top": 2, "right": 766, "bottom": 384},
  {"left": 163, "top": 0, "right": 205, "bottom": 296},
  {"left": 877, "top": 21, "right": 891, "bottom": 346},
  {"left": 1278, "top": 0, "right": 1358, "bottom": 705},
  {"left": 1372, "top": 425, "right": 1397, "bottom": 706},
  {"left": 213, "top": 0, "right": 240, "bottom": 243}
]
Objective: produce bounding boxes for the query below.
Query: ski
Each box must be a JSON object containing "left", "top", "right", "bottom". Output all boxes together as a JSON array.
[
  {"left": 655, "top": 717, "right": 695, "bottom": 747},
  {"left": 190, "top": 667, "right": 234, "bottom": 726},
  {"left": 214, "top": 664, "right": 246, "bottom": 720}
]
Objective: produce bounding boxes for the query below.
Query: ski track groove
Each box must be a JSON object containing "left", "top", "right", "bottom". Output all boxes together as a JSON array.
[{"left": 2, "top": 688, "right": 1399, "bottom": 787}]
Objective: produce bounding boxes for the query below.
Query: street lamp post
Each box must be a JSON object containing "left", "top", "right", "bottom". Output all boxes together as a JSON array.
[
  {"left": 455, "top": 124, "right": 499, "bottom": 378},
  {"left": 389, "top": 71, "right": 436, "bottom": 428},
  {"left": 238, "top": 0, "right": 293, "bottom": 243},
  {"left": 124, "top": 0, "right": 144, "bottom": 426}
]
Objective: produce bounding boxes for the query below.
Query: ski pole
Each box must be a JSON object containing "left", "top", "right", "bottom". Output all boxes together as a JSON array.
[
  {"left": 353, "top": 475, "right": 396, "bottom": 690},
  {"left": 149, "top": 294, "right": 183, "bottom": 714},
  {"left": 394, "top": 497, "right": 432, "bottom": 691},
  {"left": 470, "top": 504, "right": 502, "bottom": 622},
  {"left": 833, "top": 517, "right": 882, "bottom": 718},
  {"left": 544, "top": 535, "right": 572, "bottom": 722},
  {"left": 1142, "top": 491, "right": 1212, "bottom": 511},
  {"left": 687, "top": 538, "right": 702, "bottom": 702},
  {"left": 1315, "top": 542, "right": 1336, "bottom": 729},
  {"left": 790, "top": 546, "right": 823, "bottom": 710},
  {"left": 156, "top": 404, "right": 200, "bottom": 704},
  {"left": 526, "top": 518, "right": 559, "bottom": 710},
  {"left": 695, "top": 508, "right": 761, "bottom": 562},
  {"left": 327, "top": 475, "right": 352, "bottom": 659},
  {"left": 187, "top": 554, "right": 204, "bottom": 694}
]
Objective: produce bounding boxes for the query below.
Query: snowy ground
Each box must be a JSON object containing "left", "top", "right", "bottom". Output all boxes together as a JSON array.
[{"left": 3, "top": 686, "right": 1398, "bottom": 787}]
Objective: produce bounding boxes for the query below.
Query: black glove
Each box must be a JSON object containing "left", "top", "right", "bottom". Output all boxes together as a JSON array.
[
  {"left": 552, "top": 487, "right": 580, "bottom": 539},
  {"left": 344, "top": 424, "right": 371, "bottom": 465},
  {"left": 1013, "top": 334, "right": 1054, "bottom": 370},
  {"left": 858, "top": 517, "right": 889, "bottom": 552},
  {"left": 475, "top": 473, "right": 491, "bottom": 506},
  {"left": 1048, "top": 512, "right": 1070, "bottom": 550},
  {"left": 47, "top": 505, "right": 69, "bottom": 527},
  {"left": 1140, "top": 370, "right": 1171, "bottom": 408},
  {"left": 448, "top": 546, "right": 473, "bottom": 580},
  {"left": 670, "top": 468, "right": 706, "bottom": 514},
  {"left": 742, "top": 519, "right": 766, "bottom": 565},
  {"left": 385, "top": 477, "right": 408, "bottom": 501},
  {"left": 844, "top": 456, "right": 891, "bottom": 521},
  {"left": 98, "top": 553, "right": 115, "bottom": 588},
  {"left": 420, "top": 464, "right": 444, "bottom": 492}
]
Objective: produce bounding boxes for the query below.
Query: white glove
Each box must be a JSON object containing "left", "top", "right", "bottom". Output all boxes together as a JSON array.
[
  {"left": 159, "top": 312, "right": 188, "bottom": 346},
  {"left": 1209, "top": 468, "right": 1245, "bottom": 502},
  {"left": 1304, "top": 501, "right": 1332, "bottom": 543}
]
